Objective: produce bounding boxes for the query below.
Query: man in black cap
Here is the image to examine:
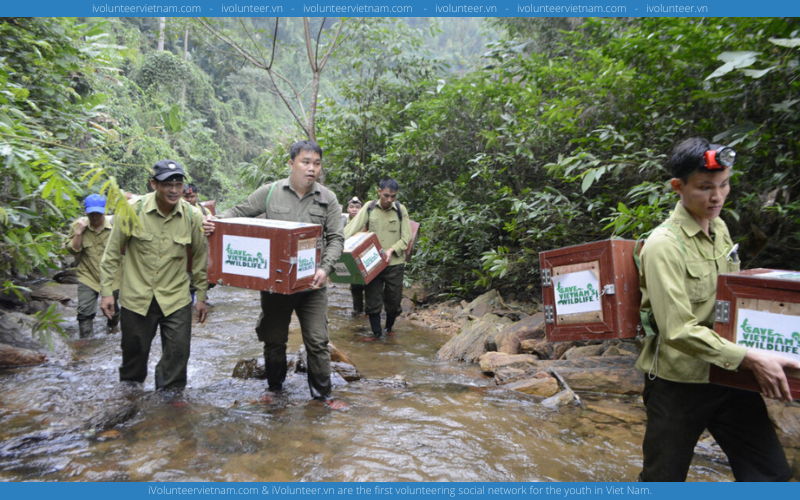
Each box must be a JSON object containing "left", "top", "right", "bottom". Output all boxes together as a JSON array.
[{"left": 100, "top": 159, "right": 208, "bottom": 391}]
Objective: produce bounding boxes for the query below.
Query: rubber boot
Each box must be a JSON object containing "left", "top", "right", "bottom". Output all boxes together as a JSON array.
[
  {"left": 385, "top": 313, "right": 397, "bottom": 337},
  {"left": 78, "top": 318, "right": 94, "bottom": 338},
  {"left": 368, "top": 314, "right": 383, "bottom": 339}
]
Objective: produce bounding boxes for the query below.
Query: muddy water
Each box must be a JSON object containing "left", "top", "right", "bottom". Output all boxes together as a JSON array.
[{"left": 0, "top": 284, "right": 734, "bottom": 482}]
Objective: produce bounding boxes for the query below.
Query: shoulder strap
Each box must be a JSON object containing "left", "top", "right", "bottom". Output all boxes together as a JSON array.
[
  {"left": 264, "top": 182, "right": 276, "bottom": 218},
  {"left": 317, "top": 184, "right": 329, "bottom": 204},
  {"left": 365, "top": 200, "right": 378, "bottom": 231},
  {"left": 395, "top": 201, "right": 403, "bottom": 224}
]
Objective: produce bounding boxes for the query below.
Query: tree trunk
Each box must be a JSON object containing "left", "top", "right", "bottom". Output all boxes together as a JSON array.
[
  {"left": 181, "top": 24, "right": 189, "bottom": 107},
  {"left": 157, "top": 17, "right": 166, "bottom": 51},
  {"left": 0, "top": 343, "right": 47, "bottom": 367}
]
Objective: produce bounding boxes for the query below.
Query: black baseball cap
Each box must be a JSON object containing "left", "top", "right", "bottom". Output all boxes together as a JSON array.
[{"left": 152, "top": 159, "right": 186, "bottom": 181}]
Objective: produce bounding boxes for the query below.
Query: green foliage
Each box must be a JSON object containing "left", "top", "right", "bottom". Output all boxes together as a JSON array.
[{"left": 31, "top": 302, "right": 66, "bottom": 353}]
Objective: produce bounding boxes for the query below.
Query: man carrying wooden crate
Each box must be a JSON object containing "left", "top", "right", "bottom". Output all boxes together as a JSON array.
[
  {"left": 203, "top": 140, "right": 346, "bottom": 408},
  {"left": 636, "top": 137, "right": 800, "bottom": 481}
]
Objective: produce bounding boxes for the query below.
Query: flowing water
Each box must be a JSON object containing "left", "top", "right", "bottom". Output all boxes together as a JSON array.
[{"left": 0, "top": 284, "right": 734, "bottom": 482}]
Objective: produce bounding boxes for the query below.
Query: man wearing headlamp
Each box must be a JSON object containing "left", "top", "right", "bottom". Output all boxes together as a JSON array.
[{"left": 635, "top": 137, "right": 800, "bottom": 481}]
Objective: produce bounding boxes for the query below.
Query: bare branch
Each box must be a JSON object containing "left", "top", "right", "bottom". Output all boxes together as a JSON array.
[
  {"left": 196, "top": 18, "right": 267, "bottom": 70},
  {"left": 302, "top": 18, "right": 317, "bottom": 72},
  {"left": 314, "top": 18, "right": 326, "bottom": 70},
  {"left": 266, "top": 70, "right": 309, "bottom": 138},
  {"left": 239, "top": 18, "right": 268, "bottom": 68},
  {"left": 268, "top": 18, "right": 279, "bottom": 70},
  {"left": 317, "top": 19, "right": 347, "bottom": 73}
]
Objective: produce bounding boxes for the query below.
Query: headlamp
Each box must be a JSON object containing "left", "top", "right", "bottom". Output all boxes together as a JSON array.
[{"left": 703, "top": 147, "right": 736, "bottom": 170}]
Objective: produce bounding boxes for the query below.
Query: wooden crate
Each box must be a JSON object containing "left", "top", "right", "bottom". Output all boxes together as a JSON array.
[
  {"left": 539, "top": 239, "right": 641, "bottom": 342},
  {"left": 329, "top": 232, "right": 388, "bottom": 285},
  {"left": 199, "top": 200, "right": 216, "bottom": 215},
  {"left": 207, "top": 218, "right": 322, "bottom": 294},
  {"left": 710, "top": 268, "right": 800, "bottom": 398},
  {"left": 406, "top": 220, "right": 420, "bottom": 260}
]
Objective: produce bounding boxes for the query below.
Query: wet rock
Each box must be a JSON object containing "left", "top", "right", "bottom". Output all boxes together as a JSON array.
[
  {"left": 436, "top": 313, "right": 513, "bottom": 363},
  {"left": 563, "top": 344, "right": 605, "bottom": 360},
  {"left": 553, "top": 342, "right": 574, "bottom": 360},
  {"left": 331, "top": 361, "right": 360, "bottom": 382},
  {"left": 30, "top": 283, "right": 77, "bottom": 305},
  {"left": 542, "top": 389, "right": 578, "bottom": 408},
  {"left": 403, "top": 284, "right": 431, "bottom": 304},
  {"left": 485, "top": 354, "right": 642, "bottom": 395},
  {"left": 24, "top": 300, "right": 51, "bottom": 315},
  {"left": 584, "top": 401, "right": 645, "bottom": 424},
  {"left": 520, "top": 338, "right": 553, "bottom": 359},
  {"left": 602, "top": 346, "right": 636, "bottom": 357},
  {"left": 401, "top": 298, "right": 414, "bottom": 314},
  {"left": 361, "top": 374, "right": 411, "bottom": 388},
  {"left": 0, "top": 288, "right": 33, "bottom": 308},
  {"left": 455, "top": 290, "right": 506, "bottom": 320},
  {"left": 766, "top": 399, "right": 800, "bottom": 448},
  {"left": 479, "top": 351, "right": 536, "bottom": 375},
  {"left": 232, "top": 358, "right": 265, "bottom": 379},
  {"left": 485, "top": 313, "right": 545, "bottom": 355},
  {"left": 328, "top": 342, "right": 355, "bottom": 366},
  {"left": 500, "top": 376, "right": 559, "bottom": 397},
  {"left": 0, "top": 342, "right": 47, "bottom": 367},
  {"left": 85, "top": 401, "right": 138, "bottom": 431},
  {"left": 0, "top": 312, "right": 40, "bottom": 351}
]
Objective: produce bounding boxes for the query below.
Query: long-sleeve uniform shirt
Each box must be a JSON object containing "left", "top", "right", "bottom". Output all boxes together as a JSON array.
[
  {"left": 344, "top": 201, "right": 412, "bottom": 266},
  {"left": 65, "top": 216, "right": 120, "bottom": 292},
  {"left": 100, "top": 193, "right": 208, "bottom": 317},
  {"left": 635, "top": 203, "right": 745, "bottom": 383},
  {"left": 216, "top": 178, "right": 344, "bottom": 279}
]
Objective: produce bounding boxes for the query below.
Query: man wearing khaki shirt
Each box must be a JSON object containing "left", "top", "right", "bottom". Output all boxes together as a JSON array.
[
  {"left": 65, "top": 194, "right": 120, "bottom": 337},
  {"left": 344, "top": 178, "right": 412, "bottom": 340},
  {"left": 636, "top": 137, "right": 800, "bottom": 481},
  {"left": 100, "top": 160, "right": 208, "bottom": 391},
  {"left": 203, "top": 140, "right": 346, "bottom": 408}
]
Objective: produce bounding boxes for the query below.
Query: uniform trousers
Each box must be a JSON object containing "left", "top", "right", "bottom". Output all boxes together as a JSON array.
[
  {"left": 255, "top": 288, "right": 331, "bottom": 399},
  {"left": 640, "top": 375, "right": 791, "bottom": 481}
]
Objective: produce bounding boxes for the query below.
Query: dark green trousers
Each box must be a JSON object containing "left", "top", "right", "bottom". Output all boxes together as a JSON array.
[
  {"left": 350, "top": 284, "right": 365, "bottom": 313},
  {"left": 640, "top": 376, "right": 791, "bottom": 481},
  {"left": 255, "top": 288, "right": 331, "bottom": 399},
  {"left": 365, "top": 264, "right": 404, "bottom": 316},
  {"left": 119, "top": 299, "right": 192, "bottom": 390},
  {"left": 77, "top": 283, "right": 119, "bottom": 321}
]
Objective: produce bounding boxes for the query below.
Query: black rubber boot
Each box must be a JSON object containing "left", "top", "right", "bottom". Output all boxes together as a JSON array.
[
  {"left": 368, "top": 314, "right": 383, "bottom": 339},
  {"left": 78, "top": 318, "right": 94, "bottom": 338},
  {"left": 385, "top": 313, "right": 398, "bottom": 335}
]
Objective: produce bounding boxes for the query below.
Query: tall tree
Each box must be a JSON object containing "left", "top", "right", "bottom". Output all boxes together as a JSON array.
[{"left": 197, "top": 17, "right": 345, "bottom": 141}]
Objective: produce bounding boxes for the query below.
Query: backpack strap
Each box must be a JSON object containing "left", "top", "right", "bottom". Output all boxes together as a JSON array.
[
  {"left": 365, "top": 200, "right": 404, "bottom": 229},
  {"left": 264, "top": 182, "right": 276, "bottom": 218}
]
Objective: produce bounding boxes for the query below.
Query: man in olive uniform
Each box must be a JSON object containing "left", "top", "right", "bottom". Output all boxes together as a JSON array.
[
  {"left": 345, "top": 178, "right": 412, "bottom": 340},
  {"left": 636, "top": 137, "right": 800, "bottom": 481},
  {"left": 203, "top": 140, "right": 345, "bottom": 407},
  {"left": 100, "top": 160, "right": 208, "bottom": 391},
  {"left": 64, "top": 194, "right": 120, "bottom": 337},
  {"left": 345, "top": 196, "right": 366, "bottom": 316}
]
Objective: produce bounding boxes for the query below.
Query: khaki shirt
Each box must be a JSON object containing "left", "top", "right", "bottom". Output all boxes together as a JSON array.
[
  {"left": 345, "top": 201, "right": 412, "bottom": 266},
  {"left": 65, "top": 216, "right": 120, "bottom": 292},
  {"left": 635, "top": 203, "right": 746, "bottom": 383},
  {"left": 216, "top": 178, "right": 344, "bottom": 277},
  {"left": 100, "top": 193, "right": 208, "bottom": 316}
]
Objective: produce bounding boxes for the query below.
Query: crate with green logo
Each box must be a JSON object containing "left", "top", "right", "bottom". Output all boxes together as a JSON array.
[
  {"left": 329, "top": 232, "right": 388, "bottom": 285},
  {"left": 710, "top": 268, "right": 800, "bottom": 398},
  {"left": 207, "top": 218, "right": 322, "bottom": 294},
  {"left": 539, "top": 239, "right": 641, "bottom": 342}
]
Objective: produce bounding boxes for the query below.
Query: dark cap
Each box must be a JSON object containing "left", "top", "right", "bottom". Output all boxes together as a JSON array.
[
  {"left": 347, "top": 196, "right": 362, "bottom": 207},
  {"left": 152, "top": 159, "right": 186, "bottom": 181}
]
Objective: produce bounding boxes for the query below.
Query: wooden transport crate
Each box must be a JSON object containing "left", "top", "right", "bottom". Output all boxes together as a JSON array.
[
  {"left": 406, "top": 220, "right": 420, "bottom": 261},
  {"left": 710, "top": 268, "right": 800, "bottom": 398},
  {"left": 329, "top": 232, "right": 388, "bottom": 285},
  {"left": 207, "top": 218, "right": 322, "bottom": 294},
  {"left": 199, "top": 200, "right": 216, "bottom": 215},
  {"left": 539, "top": 239, "right": 641, "bottom": 342}
]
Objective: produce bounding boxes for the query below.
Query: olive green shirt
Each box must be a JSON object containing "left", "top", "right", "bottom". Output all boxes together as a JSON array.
[
  {"left": 216, "top": 178, "right": 344, "bottom": 278},
  {"left": 65, "top": 216, "right": 120, "bottom": 292},
  {"left": 635, "top": 203, "right": 746, "bottom": 383},
  {"left": 100, "top": 193, "right": 208, "bottom": 316},
  {"left": 344, "top": 201, "right": 412, "bottom": 266}
]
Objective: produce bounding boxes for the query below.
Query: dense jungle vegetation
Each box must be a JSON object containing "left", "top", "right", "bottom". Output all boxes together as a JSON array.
[{"left": 1, "top": 16, "right": 798, "bottom": 301}]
